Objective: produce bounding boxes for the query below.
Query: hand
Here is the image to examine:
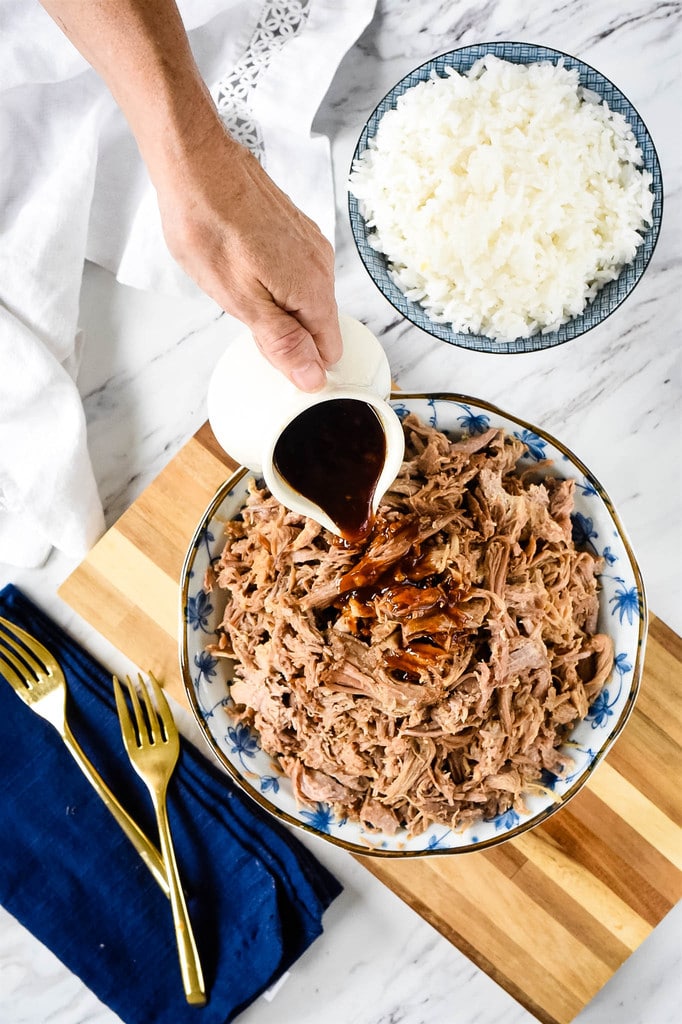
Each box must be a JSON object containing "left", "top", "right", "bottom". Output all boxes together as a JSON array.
[
  {"left": 155, "top": 123, "right": 342, "bottom": 392},
  {"left": 38, "top": 0, "right": 343, "bottom": 392}
]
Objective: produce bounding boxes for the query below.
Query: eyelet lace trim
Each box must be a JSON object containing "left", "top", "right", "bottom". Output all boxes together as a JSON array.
[{"left": 212, "top": 0, "right": 312, "bottom": 165}]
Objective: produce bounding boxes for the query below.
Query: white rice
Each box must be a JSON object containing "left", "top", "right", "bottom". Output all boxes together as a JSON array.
[{"left": 348, "top": 55, "right": 654, "bottom": 341}]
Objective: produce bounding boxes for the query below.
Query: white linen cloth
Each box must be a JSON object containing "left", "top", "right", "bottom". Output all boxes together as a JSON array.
[{"left": 0, "top": 0, "right": 376, "bottom": 567}]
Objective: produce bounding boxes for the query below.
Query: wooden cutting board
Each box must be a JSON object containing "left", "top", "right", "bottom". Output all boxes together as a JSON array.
[{"left": 59, "top": 420, "right": 682, "bottom": 1024}]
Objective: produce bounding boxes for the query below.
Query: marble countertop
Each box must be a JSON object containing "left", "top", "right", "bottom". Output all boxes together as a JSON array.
[{"left": 1, "top": 1, "right": 680, "bottom": 1022}]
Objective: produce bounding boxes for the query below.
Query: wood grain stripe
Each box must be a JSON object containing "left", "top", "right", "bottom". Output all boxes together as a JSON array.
[
  {"left": 605, "top": 711, "right": 681, "bottom": 825},
  {"left": 86, "top": 532, "right": 178, "bottom": 638},
  {"left": 512, "top": 828, "right": 650, "bottom": 950},
  {"left": 586, "top": 764, "right": 682, "bottom": 874},
  {"left": 540, "top": 810, "right": 671, "bottom": 927},
  {"left": 490, "top": 852, "right": 634, "bottom": 971},
  {"left": 360, "top": 855, "right": 605, "bottom": 1024},
  {"left": 59, "top": 565, "right": 184, "bottom": 703},
  {"left": 429, "top": 853, "right": 614, "bottom": 1001}
]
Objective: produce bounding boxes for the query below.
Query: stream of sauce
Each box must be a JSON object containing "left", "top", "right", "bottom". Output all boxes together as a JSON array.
[{"left": 273, "top": 398, "right": 386, "bottom": 543}]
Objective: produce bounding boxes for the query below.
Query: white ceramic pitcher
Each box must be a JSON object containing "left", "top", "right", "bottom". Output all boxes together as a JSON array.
[{"left": 207, "top": 314, "right": 405, "bottom": 537}]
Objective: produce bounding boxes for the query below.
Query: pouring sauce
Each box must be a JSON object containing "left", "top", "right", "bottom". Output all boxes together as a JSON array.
[{"left": 273, "top": 398, "right": 386, "bottom": 542}]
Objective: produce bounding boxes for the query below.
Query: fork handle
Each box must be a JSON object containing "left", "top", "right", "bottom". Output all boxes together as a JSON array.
[
  {"left": 153, "top": 791, "right": 207, "bottom": 1005},
  {"left": 62, "top": 722, "right": 170, "bottom": 898}
]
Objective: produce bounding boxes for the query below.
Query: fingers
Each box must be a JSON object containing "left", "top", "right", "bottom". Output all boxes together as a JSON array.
[
  {"left": 267, "top": 233, "right": 342, "bottom": 375},
  {"left": 247, "top": 268, "right": 342, "bottom": 391},
  {"left": 294, "top": 303, "right": 343, "bottom": 370},
  {"left": 252, "top": 306, "right": 328, "bottom": 392}
]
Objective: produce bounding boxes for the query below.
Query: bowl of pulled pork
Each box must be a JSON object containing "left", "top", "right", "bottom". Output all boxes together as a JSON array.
[{"left": 180, "top": 393, "right": 646, "bottom": 856}]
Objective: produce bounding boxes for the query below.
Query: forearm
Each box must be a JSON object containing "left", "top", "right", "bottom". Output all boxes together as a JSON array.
[
  {"left": 39, "top": 0, "right": 229, "bottom": 181},
  {"left": 40, "top": 0, "right": 342, "bottom": 390}
]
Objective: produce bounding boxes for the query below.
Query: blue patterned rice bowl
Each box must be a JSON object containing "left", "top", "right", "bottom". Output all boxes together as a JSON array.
[{"left": 348, "top": 42, "right": 663, "bottom": 355}]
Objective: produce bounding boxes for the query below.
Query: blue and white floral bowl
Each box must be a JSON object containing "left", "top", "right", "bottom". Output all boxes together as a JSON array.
[{"left": 179, "top": 393, "right": 647, "bottom": 857}]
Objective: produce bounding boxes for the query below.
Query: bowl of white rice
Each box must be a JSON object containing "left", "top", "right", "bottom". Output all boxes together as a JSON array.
[{"left": 348, "top": 42, "right": 662, "bottom": 354}]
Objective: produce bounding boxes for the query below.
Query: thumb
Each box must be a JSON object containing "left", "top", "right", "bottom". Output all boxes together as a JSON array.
[{"left": 251, "top": 306, "right": 327, "bottom": 392}]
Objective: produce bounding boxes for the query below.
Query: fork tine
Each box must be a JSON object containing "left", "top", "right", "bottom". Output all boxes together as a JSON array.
[
  {"left": 0, "top": 619, "right": 45, "bottom": 678},
  {"left": 113, "top": 675, "right": 138, "bottom": 750},
  {"left": 136, "top": 673, "right": 161, "bottom": 744},
  {"left": 124, "top": 674, "right": 148, "bottom": 747},
  {"left": 147, "top": 672, "right": 172, "bottom": 740},
  {"left": 0, "top": 650, "right": 31, "bottom": 693}
]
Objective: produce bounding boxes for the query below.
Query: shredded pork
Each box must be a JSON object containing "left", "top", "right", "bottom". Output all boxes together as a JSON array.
[{"left": 207, "top": 414, "right": 613, "bottom": 836}]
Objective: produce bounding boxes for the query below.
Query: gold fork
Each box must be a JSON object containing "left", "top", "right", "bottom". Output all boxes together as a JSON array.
[
  {"left": 113, "top": 672, "right": 206, "bottom": 1006},
  {"left": 0, "top": 617, "right": 168, "bottom": 896}
]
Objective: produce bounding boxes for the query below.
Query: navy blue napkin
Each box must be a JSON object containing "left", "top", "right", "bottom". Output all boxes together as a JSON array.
[{"left": 0, "top": 584, "right": 341, "bottom": 1023}]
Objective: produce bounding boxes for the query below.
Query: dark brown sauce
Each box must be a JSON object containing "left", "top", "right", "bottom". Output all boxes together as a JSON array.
[
  {"left": 273, "top": 398, "right": 386, "bottom": 543},
  {"left": 329, "top": 511, "right": 473, "bottom": 677}
]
